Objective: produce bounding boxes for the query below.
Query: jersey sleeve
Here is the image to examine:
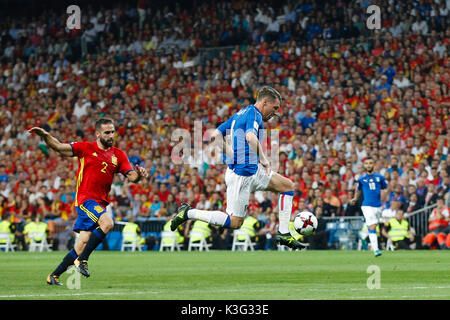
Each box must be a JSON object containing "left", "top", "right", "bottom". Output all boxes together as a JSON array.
[
  {"left": 380, "top": 175, "right": 388, "bottom": 189},
  {"left": 245, "top": 108, "right": 261, "bottom": 136},
  {"left": 117, "top": 150, "right": 134, "bottom": 176},
  {"left": 70, "top": 141, "right": 88, "bottom": 158},
  {"left": 217, "top": 117, "right": 233, "bottom": 136},
  {"left": 356, "top": 178, "right": 362, "bottom": 190}
]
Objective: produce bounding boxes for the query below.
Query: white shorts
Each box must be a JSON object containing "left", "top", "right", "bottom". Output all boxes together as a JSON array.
[
  {"left": 361, "top": 206, "right": 382, "bottom": 226},
  {"left": 225, "top": 164, "right": 273, "bottom": 218}
]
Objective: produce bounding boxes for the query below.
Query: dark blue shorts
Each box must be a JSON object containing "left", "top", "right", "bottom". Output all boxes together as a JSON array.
[{"left": 73, "top": 199, "right": 106, "bottom": 233}]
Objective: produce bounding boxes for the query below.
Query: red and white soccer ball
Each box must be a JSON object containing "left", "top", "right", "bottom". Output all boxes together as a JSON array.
[{"left": 294, "top": 211, "right": 318, "bottom": 236}]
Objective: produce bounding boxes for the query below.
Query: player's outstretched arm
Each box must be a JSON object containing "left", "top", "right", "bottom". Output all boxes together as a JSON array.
[
  {"left": 126, "top": 165, "right": 148, "bottom": 183},
  {"left": 28, "top": 127, "right": 74, "bottom": 157},
  {"left": 350, "top": 189, "right": 361, "bottom": 205}
]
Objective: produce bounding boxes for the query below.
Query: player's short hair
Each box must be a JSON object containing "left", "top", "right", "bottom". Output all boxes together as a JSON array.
[
  {"left": 95, "top": 118, "right": 114, "bottom": 132},
  {"left": 256, "top": 86, "right": 282, "bottom": 103}
]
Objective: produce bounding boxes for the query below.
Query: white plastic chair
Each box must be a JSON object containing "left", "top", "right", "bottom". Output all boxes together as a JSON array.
[
  {"left": 231, "top": 230, "right": 255, "bottom": 251},
  {"left": 120, "top": 232, "right": 143, "bottom": 252},
  {"left": 160, "top": 231, "right": 182, "bottom": 251},
  {"left": 277, "top": 244, "right": 292, "bottom": 251},
  {"left": 0, "top": 232, "right": 16, "bottom": 252},
  {"left": 386, "top": 238, "right": 395, "bottom": 251},
  {"left": 28, "top": 232, "right": 52, "bottom": 252},
  {"left": 188, "top": 231, "right": 212, "bottom": 251}
]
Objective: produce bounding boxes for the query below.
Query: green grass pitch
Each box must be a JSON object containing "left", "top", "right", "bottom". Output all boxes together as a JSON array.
[{"left": 0, "top": 250, "right": 449, "bottom": 300}]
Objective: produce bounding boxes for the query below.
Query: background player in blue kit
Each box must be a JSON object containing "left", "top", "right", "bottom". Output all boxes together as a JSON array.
[
  {"left": 170, "top": 86, "right": 304, "bottom": 249},
  {"left": 350, "top": 157, "right": 388, "bottom": 257}
]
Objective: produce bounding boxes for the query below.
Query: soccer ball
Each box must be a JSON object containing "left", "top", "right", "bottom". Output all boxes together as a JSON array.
[{"left": 294, "top": 211, "right": 318, "bottom": 236}]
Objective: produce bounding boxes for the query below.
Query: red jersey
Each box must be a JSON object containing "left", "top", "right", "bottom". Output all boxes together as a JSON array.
[{"left": 71, "top": 141, "right": 133, "bottom": 208}]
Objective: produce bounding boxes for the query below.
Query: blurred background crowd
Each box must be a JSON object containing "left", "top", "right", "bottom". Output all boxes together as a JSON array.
[{"left": 0, "top": 0, "right": 449, "bottom": 251}]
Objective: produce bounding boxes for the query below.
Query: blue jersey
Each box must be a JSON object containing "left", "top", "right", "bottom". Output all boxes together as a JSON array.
[
  {"left": 357, "top": 173, "right": 388, "bottom": 207},
  {"left": 217, "top": 105, "right": 264, "bottom": 176}
]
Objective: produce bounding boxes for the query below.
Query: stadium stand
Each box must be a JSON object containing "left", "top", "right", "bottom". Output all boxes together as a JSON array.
[{"left": 0, "top": 0, "right": 449, "bottom": 251}]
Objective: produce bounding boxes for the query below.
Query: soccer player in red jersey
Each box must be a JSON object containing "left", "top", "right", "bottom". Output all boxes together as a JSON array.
[{"left": 29, "top": 118, "right": 148, "bottom": 285}]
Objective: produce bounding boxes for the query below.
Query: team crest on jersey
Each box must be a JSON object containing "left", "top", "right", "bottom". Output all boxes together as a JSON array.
[
  {"left": 111, "top": 155, "right": 117, "bottom": 166},
  {"left": 376, "top": 177, "right": 380, "bottom": 182},
  {"left": 94, "top": 206, "right": 104, "bottom": 213}
]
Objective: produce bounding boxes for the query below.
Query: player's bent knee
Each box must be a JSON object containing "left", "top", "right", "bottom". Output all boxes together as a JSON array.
[
  {"left": 102, "top": 221, "right": 114, "bottom": 233},
  {"left": 98, "top": 214, "right": 114, "bottom": 233},
  {"left": 285, "top": 179, "right": 295, "bottom": 192},
  {"left": 278, "top": 179, "right": 294, "bottom": 193}
]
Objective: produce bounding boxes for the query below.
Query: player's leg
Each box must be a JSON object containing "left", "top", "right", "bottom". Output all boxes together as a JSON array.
[
  {"left": 170, "top": 168, "right": 246, "bottom": 231},
  {"left": 47, "top": 246, "right": 80, "bottom": 285},
  {"left": 170, "top": 204, "right": 234, "bottom": 230},
  {"left": 265, "top": 171, "right": 305, "bottom": 249},
  {"left": 77, "top": 212, "right": 113, "bottom": 260},
  {"left": 367, "top": 224, "right": 381, "bottom": 256},
  {"left": 74, "top": 200, "right": 113, "bottom": 277},
  {"left": 265, "top": 171, "right": 295, "bottom": 233},
  {"left": 254, "top": 167, "right": 303, "bottom": 249},
  {"left": 46, "top": 218, "right": 91, "bottom": 285},
  {"left": 361, "top": 206, "right": 382, "bottom": 256}
]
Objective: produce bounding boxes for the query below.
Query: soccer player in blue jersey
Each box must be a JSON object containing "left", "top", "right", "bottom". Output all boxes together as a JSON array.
[
  {"left": 350, "top": 157, "right": 388, "bottom": 257},
  {"left": 170, "top": 86, "right": 304, "bottom": 249}
]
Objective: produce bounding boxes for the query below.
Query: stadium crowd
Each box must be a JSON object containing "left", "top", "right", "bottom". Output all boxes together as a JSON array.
[{"left": 0, "top": 0, "right": 449, "bottom": 251}]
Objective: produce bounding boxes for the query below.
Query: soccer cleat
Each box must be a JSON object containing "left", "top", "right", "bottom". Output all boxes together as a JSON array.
[
  {"left": 374, "top": 249, "right": 382, "bottom": 257},
  {"left": 74, "top": 259, "right": 90, "bottom": 277},
  {"left": 276, "top": 232, "right": 307, "bottom": 250},
  {"left": 46, "top": 274, "right": 63, "bottom": 286},
  {"left": 170, "top": 203, "right": 192, "bottom": 231}
]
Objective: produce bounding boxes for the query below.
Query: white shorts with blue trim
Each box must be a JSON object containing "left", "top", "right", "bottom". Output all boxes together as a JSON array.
[
  {"left": 361, "top": 206, "right": 382, "bottom": 226},
  {"left": 225, "top": 164, "right": 273, "bottom": 218}
]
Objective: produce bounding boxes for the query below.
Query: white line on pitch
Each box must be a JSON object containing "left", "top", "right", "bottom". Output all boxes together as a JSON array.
[{"left": 0, "top": 291, "right": 159, "bottom": 298}]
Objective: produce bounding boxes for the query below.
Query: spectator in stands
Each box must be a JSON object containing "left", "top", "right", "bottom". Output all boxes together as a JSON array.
[
  {"left": 164, "top": 193, "right": 179, "bottom": 217},
  {"left": 323, "top": 187, "right": 341, "bottom": 217},
  {"left": 0, "top": 165, "right": 9, "bottom": 183},
  {"left": 422, "top": 197, "right": 450, "bottom": 249},
  {"left": 415, "top": 179, "right": 429, "bottom": 207},
  {"left": 424, "top": 183, "right": 439, "bottom": 207},
  {"left": 339, "top": 192, "right": 360, "bottom": 216},
  {"left": 405, "top": 193, "right": 422, "bottom": 214},
  {"left": 259, "top": 211, "right": 278, "bottom": 250}
]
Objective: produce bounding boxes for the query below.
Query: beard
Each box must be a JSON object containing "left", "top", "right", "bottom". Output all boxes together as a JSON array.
[{"left": 100, "top": 137, "right": 114, "bottom": 148}]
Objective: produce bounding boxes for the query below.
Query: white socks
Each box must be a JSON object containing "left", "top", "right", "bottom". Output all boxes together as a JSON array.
[
  {"left": 368, "top": 229, "right": 379, "bottom": 251},
  {"left": 187, "top": 209, "right": 230, "bottom": 227},
  {"left": 278, "top": 192, "right": 294, "bottom": 234}
]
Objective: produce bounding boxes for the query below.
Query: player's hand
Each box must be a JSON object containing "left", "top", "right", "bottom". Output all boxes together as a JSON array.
[
  {"left": 349, "top": 198, "right": 357, "bottom": 205},
  {"left": 134, "top": 165, "right": 148, "bottom": 179},
  {"left": 28, "top": 127, "right": 48, "bottom": 137}
]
